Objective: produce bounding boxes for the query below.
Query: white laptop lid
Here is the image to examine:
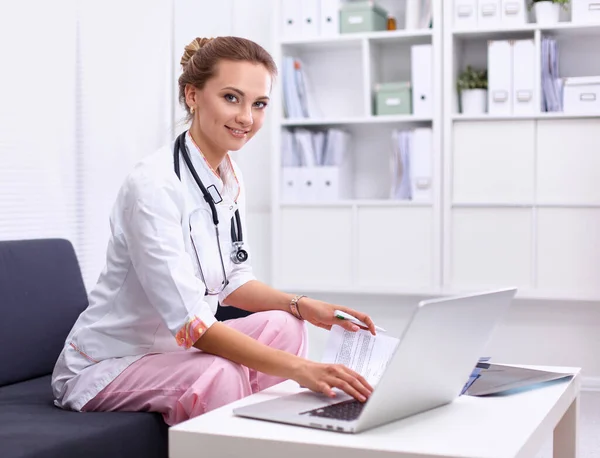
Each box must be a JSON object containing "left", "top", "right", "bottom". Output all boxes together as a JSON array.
[{"left": 355, "top": 288, "right": 516, "bottom": 432}]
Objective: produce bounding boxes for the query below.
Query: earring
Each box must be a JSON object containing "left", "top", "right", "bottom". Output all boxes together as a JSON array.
[{"left": 190, "top": 106, "right": 195, "bottom": 114}]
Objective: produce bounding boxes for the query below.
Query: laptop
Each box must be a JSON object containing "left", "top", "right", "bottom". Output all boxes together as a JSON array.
[{"left": 233, "top": 288, "right": 517, "bottom": 433}]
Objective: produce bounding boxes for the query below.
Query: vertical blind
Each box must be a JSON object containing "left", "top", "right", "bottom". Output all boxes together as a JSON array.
[
  {"left": 0, "top": 0, "right": 79, "bottom": 245},
  {"left": 0, "top": 0, "right": 173, "bottom": 289}
]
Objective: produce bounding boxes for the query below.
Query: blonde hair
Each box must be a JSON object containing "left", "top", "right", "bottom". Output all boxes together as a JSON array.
[{"left": 178, "top": 36, "right": 277, "bottom": 120}]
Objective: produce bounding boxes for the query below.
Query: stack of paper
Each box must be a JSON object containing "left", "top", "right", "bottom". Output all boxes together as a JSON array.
[
  {"left": 282, "top": 56, "right": 321, "bottom": 119},
  {"left": 541, "top": 36, "right": 563, "bottom": 112}
]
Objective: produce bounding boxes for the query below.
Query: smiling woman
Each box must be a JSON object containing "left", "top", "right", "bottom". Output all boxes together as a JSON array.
[
  {"left": 51, "top": 35, "right": 377, "bottom": 427},
  {"left": 178, "top": 37, "right": 277, "bottom": 171}
]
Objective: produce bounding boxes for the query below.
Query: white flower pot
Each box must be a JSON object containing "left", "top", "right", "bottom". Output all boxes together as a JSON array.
[
  {"left": 534, "top": 1, "right": 561, "bottom": 25},
  {"left": 460, "top": 89, "right": 487, "bottom": 115}
]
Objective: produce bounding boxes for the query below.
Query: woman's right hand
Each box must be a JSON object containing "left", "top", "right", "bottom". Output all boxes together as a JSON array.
[{"left": 290, "top": 360, "right": 373, "bottom": 402}]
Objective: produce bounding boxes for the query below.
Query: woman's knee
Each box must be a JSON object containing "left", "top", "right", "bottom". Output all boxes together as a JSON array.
[
  {"left": 259, "top": 310, "right": 307, "bottom": 356},
  {"left": 209, "top": 358, "right": 251, "bottom": 392}
]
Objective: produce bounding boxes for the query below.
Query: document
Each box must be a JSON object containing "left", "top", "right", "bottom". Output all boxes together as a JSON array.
[{"left": 321, "top": 326, "right": 399, "bottom": 386}]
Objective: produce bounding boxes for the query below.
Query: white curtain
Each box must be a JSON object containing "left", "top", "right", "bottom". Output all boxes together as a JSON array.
[
  {"left": 0, "top": 0, "right": 173, "bottom": 289},
  {"left": 76, "top": 0, "right": 173, "bottom": 288},
  {"left": 0, "top": 1, "right": 78, "bottom": 244}
]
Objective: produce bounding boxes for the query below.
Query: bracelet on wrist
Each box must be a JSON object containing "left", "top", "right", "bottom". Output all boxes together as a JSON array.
[{"left": 289, "top": 294, "right": 307, "bottom": 320}]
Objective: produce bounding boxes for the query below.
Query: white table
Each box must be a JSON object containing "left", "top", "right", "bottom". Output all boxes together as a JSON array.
[{"left": 169, "top": 365, "right": 580, "bottom": 458}]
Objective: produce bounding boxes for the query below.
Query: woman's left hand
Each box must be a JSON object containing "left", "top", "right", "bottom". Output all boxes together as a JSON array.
[{"left": 297, "top": 297, "right": 377, "bottom": 335}]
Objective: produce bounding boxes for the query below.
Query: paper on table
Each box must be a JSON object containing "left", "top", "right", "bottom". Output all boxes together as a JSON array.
[{"left": 321, "top": 325, "right": 399, "bottom": 386}]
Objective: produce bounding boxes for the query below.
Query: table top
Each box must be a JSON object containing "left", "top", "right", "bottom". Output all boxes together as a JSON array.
[{"left": 169, "top": 365, "right": 580, "bottom": 458}]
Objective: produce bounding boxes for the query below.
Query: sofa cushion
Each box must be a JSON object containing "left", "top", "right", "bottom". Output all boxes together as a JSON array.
[
  {"left": 0, "top": 239, "right": 89, "bottom": 386},
  {"left": 0, "top": 375, "right": 168, "bottom": 458}
]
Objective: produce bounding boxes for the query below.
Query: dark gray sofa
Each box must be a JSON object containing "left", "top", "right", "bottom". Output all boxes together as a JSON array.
[{"left": 0, "top": 239, "right": 169, "bottom": 458}]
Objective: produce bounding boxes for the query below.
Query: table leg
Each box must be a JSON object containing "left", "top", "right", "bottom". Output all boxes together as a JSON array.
[{"left": 553, "top": 395, "right": 579, "bottom": 458}]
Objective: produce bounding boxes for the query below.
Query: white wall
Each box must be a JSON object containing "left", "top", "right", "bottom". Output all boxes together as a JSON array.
[{"left": 178, "top": 1, "right": 600, "bottom": 385}]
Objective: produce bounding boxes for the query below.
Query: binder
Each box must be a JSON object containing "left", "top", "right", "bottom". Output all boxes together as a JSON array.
[
  {"left": 410, "top": 128, "right": 433, "bottom": 202},
  {"left": 572, "top": 0, "right": 600, "bottom": 24},
  {"left": 320, "top": 0, "right": 340, "bottom": 37},
  {"left": 281, "top": 167, "right": 301, "bottom": 203},
  {"left": 411, "top": 44, "right": 433, "bottom": 118},
  {"left": 301, "top": 0, "right": 320, "bottom": 39},
  {"left": 280, "top": 0, "right": 302, "bottom": 40},
  {"left": 454, "top": 0, "right": 478, "bottom": 29},
  {"left": 488, "top": 40, "right": 513, "bottom": 115},
  {"left": 501, "top": 0, "right": 526, "bottom": 25},
  {"left": 478, "top": 0, "right": 502, "bottom": 28},
  {"left": 299, "top": 167, "right": 318, "bottom": 202},
  {"left": 512, "top": 39, "right": 536, "bottom": 115},
  {"left": 406, "top": 0, "right": 422, "bottom": 29}
]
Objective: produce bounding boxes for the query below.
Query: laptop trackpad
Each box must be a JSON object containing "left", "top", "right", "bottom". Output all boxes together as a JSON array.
[{"left": 234, "top": 390, "right": 353, "bottom": 417}]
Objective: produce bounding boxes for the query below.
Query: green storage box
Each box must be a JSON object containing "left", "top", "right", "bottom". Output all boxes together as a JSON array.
[
  {"left": 340, "top": 1, "right": 388, "bottom": 34},
  {"left": 374, "top": 82, "right": 412, "bottom": 115}
]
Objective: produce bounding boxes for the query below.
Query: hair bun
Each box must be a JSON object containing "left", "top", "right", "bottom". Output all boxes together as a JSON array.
[{"left": 180, "top": 37, "right": 215, "bottom": 68}]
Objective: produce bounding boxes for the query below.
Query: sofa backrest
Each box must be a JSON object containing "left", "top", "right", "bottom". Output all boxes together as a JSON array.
[{"left": 0, "top": 239, "right": 88, "bottom": 387}]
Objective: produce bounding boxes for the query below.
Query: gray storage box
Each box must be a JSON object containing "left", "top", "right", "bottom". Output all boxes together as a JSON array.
[
  {"left": 374, "top": 82, "right": 412, "bottom": 115},
  {"left": 340, "top": 1, "right": 388, "bottom": 34}
]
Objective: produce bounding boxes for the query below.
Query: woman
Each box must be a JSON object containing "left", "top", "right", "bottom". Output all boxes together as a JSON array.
[{"left": 51, "top": 36, "right": 375, "bottom": 426}]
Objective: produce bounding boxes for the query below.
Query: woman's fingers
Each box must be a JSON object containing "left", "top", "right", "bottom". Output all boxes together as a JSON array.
[
  {"left": 345, "top": 367, "right": 374, "bottom": 393},
  {"left": 318, "top": 381, "right": 335, "bottom": 398},
  {"left": 338, "top": 307, "right": 376, "bottom": 335},
  {"left": 328, "top": 365, "right": 373, "bottom": 401},
  {"left": 335, "top": 318, "right": 360, "bottom": 332},
  {"left": 329, "top": 377, "right": 367, "bottom": 402}
]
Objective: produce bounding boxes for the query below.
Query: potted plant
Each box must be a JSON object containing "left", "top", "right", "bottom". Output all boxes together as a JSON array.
[
  {"left": 457, "top": 66, "right": 488, "bottom": 115},
  {"left": 529, "top": 0, "right": 569, "bottom": 25}
]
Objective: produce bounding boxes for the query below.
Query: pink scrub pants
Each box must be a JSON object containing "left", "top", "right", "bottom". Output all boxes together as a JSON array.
[{"left": 82, "top": 310, "right": 308, "bottom": 425}]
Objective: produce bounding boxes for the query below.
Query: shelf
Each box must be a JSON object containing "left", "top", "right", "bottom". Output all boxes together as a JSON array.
[
  {"left": 281, "top": 200, "right": 432, "bottom": 208},
  {"left": 453, "top": 22, "right": 600, "bottom": 39},
  {"left": 282, "top": 115, "right": 433, "bottom": 127},
  {"left": 367, "top": 28, "right": 433, "bottom": 45},
  {"left": 452, "top": 202, "right": 600, "bottom": 209},
  {"left": 453, "top": 113, "right": 600, "bottom": 121},
  {"left": 539, "top": 22, "right": 600, "bottom": 38},
  {"left": 280, "top": 29, "right": 432, "bottom": 48},
  {"left": 274, "top": 284, "right": 600, "bottom": 302},
  {"left": 453, "top": 24, "right": 536, "bottom": 39}
]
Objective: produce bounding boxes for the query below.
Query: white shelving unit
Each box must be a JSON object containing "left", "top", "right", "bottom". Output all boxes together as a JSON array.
[
  {"left": 271, "top": 0, "right": 443, "bottom": 296},
  {"left": 443, "top": 4, "right": 600, "bottom": 302},
  {"left": 270, "top": 1, "right": 600, "bottom": 302}
]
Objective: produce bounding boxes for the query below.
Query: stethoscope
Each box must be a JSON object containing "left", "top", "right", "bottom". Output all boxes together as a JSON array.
[{"left": 174, "top": 131, "right": 248, "bottom": 296}]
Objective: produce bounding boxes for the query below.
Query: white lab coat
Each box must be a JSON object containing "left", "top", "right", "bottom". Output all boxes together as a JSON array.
[{"left": 51, "top": 133, "right": 255, "bottom": 411}]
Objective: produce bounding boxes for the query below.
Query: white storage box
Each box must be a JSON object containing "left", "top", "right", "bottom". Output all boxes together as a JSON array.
[
  {"left": 454, "top": 0, "right": 478, "bottom": 29},
  {"left": 572, "top": 0, "right": 600, "bottom": 24},
  {"left": 563, "top": 76, "right": 600, "bottom": 114},
  {"left": 501, "top": 0, "right": 526, "bottom": 25},
  {"left": 479, "top": 0, "right": 502, "bottom": 28}
]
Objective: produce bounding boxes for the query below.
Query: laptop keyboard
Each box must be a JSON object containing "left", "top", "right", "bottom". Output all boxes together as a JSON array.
[{"left": 301, "top": 399, "right": 365, "bottom": 422}]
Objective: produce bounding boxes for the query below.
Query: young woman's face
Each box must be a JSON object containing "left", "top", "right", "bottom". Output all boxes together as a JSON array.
[{"left": 194, "top": 59, "right": 271, "bottom": 152}]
